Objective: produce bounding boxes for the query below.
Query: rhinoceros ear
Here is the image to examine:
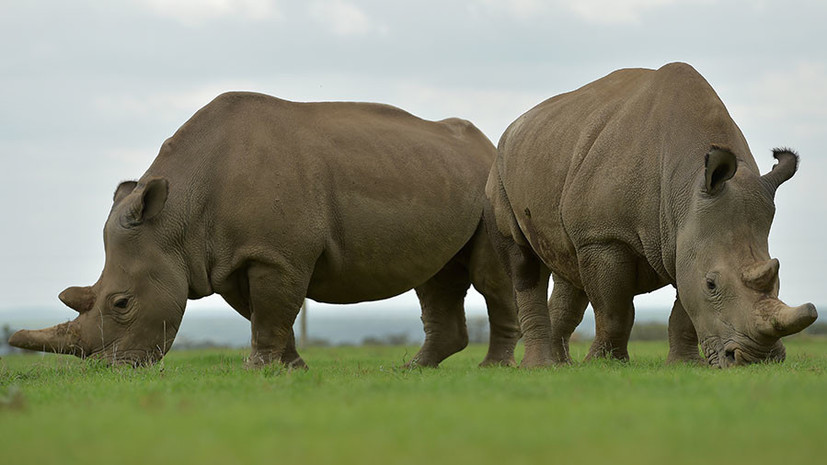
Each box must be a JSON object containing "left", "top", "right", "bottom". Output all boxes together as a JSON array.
[
  {"left": 122, "top": 177, "right": 169, "bottom": 226},
  {"left": 761, "top": 148, "right": 799, "bottom": 195},
  {"left": 704, "top": 146, "right": 737, "bottom": 195},
  {"left": 113, "top": 181, "right": 138, "bottom": 205}
]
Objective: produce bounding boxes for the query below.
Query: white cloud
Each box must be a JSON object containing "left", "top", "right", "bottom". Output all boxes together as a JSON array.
[
  {"left": 478, "top": 0, "right": 710, "bottom": 24},
  {"left": 139, "top": 0, "right": 282, "bottom": 26},
  {"left": 732, "top": 62, "right": 827, "bottom": 140},
  {"left": 476, "top": 0, "right": 547, "bottom": 20},
  {"left": 392, "top": 82, "right": 546, "bottom": 143},
  {"left": 308, "top": 0, "right": 383, "bottom": 36},
  {"left": 565, "top": 0, "right": 678, "bottom": 24},
  {"left": 92, "top": 81, "right": 261, "bottom": 126}
]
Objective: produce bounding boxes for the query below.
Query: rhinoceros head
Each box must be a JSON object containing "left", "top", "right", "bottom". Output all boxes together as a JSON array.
[
  {"left": 9, "top": 178, "right": 188, "bottom": 365},
  {"left": 675, "top": 146, "right": 817, "bottom": 367}
]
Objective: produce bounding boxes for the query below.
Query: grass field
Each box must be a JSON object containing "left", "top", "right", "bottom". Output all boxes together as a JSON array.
[{"left": 2, "top": 339, "right": 826, "bottom": 465}]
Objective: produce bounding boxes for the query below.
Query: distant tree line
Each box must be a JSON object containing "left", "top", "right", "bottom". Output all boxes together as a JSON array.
[{"left": 5, "top": 321, "right": 826, "bottom": 355}]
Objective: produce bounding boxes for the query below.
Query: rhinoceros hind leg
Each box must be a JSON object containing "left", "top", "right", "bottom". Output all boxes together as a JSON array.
[
  {"left": 666, "top": 296, "right": 703, "bottom": 364},
  {"left": 578, "top": 244, "right": 636, "bottom": 362},
  {"left": 509, "top": 252, "right": 552, "bottom": 369},
  {"left": 548, "top": 273, "right": 589, "bottom": 364},
  {"left": 406, "top": 257, "right": 471, "bottom": 368},
  {"left": 483, "top": 176, "right": 553, "bottom": 368},
  {"left": 475, "top": 286, "right": 520, "bottom": 367},
  {"left": 467, "top": 225, "right": 520, "bottom": 367},
  {"left": 484, "top": 228, "right": 553, "bottom": 368}
]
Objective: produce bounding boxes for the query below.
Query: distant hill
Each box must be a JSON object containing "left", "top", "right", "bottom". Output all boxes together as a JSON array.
[{"left": 0, "top": 304, "right": 677, "bottom": 353}]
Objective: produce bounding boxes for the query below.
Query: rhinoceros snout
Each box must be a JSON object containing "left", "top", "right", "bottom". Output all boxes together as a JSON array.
[
  {"left": 709, "top": 346, "right": 748, "bottom": 369},
  {"left": 717, "top": 342, "right": 747, "bottom": 368},
  {"left": 702, "top": 336, "right": 787, "bottom": 368},
  {"left": 723, "top": 348, "right": 737, "bottom": 367}
]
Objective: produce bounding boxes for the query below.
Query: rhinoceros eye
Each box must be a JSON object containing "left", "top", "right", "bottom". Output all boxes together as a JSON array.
[
  {"left": 705, "top": 277, "right": 717, "bottom": 291},
  {"left": 114, "top": 297, "right": 130, "bottom": 309}
]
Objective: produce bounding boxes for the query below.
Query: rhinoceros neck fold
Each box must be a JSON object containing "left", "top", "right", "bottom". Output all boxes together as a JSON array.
[{"left": 140, "top": 157, "right": 213, "bottom": 300}]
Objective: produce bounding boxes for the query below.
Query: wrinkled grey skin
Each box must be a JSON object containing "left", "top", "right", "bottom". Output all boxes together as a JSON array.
[
  {"left": 485, "top": 62, "right": 817, "bottom": 368},
  {"left": 10, "top": 92, "right": 520, "bottom": 368}
]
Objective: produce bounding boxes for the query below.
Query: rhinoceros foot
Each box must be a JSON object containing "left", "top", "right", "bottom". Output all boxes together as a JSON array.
[
  {"left": 478, "top": 353, "right": 517, "bottom": 368},
  {"left": 244, "top": 350, "right": 309, "bottom": 370},
  {"left": 584, "top": 339, "right": 630, "bottom": 363},
  {"left": 665, "top": 348, "right": 704, "bottom": 365},
  {"left": 518, "top": 341, "right": 555, "bottom": 368}
]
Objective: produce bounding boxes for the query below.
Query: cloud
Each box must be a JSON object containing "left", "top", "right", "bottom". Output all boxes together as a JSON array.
[
  {"left": 475, "top": 0, "right": 547, "bottom": 20},
  {"left": 565, "top": 0, "right": 679, "bottom": 24},
  {"left": 723, "top": 60, "right": 827, "bottom": 168},
  {"left": 744, "top": 62, "right": 827, "bottom": 137},
  {"left": 478, "top": 0, "right": 709, "bottom": 24},
  {"left": 92, "top": 81, "right": 260, "bottom": 122},
  {"left": 391, "top": 82, "right": 546, "bottom": 142},
  {"left": 139, "top": 0, "right": 282, "bottom": 26},
  {"left": 308, "top": 0, "right": 384, "bottom": 36}
]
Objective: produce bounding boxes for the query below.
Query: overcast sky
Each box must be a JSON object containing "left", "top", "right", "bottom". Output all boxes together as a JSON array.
[{"left": 1, "top": 0, "right": 825, "bottom": 323}]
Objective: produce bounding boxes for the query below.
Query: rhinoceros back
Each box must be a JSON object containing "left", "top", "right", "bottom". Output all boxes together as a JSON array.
[{"left": 143, "top": 92, "right": 496, "bottom": 303}]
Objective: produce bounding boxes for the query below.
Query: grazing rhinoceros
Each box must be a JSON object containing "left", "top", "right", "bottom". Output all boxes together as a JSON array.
[
  {"left": 485, "top": 62, "right": 816, "bottom": 368},
  {"left": 10, "top": 92, "right": 519, "bottom": 368}
]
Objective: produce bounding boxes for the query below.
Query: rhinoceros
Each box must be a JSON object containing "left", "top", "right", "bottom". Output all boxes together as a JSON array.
[
  {"left": 10, "top": 92, "right": 519, "bottom": 367},
  {"left": 485, "top": 62, "right": 816, "bottom": 368}
]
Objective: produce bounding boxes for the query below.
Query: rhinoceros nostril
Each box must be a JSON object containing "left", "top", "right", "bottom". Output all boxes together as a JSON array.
[{"left": 724, "top": 349, "right": 736, "bottom": 365}]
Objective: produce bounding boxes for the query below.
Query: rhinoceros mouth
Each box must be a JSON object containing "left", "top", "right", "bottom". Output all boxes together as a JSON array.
[{"left": 701, "top": 336, "right": 785, "bottom": 368}]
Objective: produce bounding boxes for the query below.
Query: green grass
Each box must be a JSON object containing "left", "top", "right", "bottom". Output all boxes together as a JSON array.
[{"left": 2, "top": 339, "right": 826, "bottom": 465}]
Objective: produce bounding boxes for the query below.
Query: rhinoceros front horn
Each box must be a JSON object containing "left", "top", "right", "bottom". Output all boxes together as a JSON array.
[
  {"left": 756, "top": 301, "right": 818, "bottom": 339},
  {"left": 8, "top": 321, "right": 85, "bottom": 356}
]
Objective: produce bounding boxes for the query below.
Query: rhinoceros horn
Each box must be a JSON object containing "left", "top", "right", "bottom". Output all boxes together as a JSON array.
[
  {"left": 744, "top": 258, "right": 817, "bottom": 337},
  {"left": 761, "top": 149, "right": 798, "bottom": 194},
  {"left": 741, "top": 258, "right": 779, "bottom": 292},
  {"left": 59, "top": 286, "right": 96, "bottom": 313},
  {"left": 8, "top": 321, "right": 85, "bottom": 356},
  {"left": 754, "top": 300, "right": 818, "bottom": 338}
]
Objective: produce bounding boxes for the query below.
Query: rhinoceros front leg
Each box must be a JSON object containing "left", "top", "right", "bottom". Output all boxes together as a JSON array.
[
  {"left": 221, "top": 280, "right": 307, "bottom": 369},
  {"left": 407, "top": 258, "right": 471, "bottom": 368},
  {"left": 578, "top": 244, "right": 636, "bottom": 362},
  {"left": 548, "top": 272, "right": 589, "bottom": 364},
  {"left": 666, "top": 295, "right": 703, "bottom": 364},
  {"left": 279, "top": 330, "right": 308, "bottom": 369},
  {"left": 245, "top": 263, "right": 307, "bottom": 369}
]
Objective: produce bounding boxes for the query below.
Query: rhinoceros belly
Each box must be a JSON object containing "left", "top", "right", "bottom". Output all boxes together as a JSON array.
[{"left": 305, "top": 190, "right": 480, "bottom": 304}]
